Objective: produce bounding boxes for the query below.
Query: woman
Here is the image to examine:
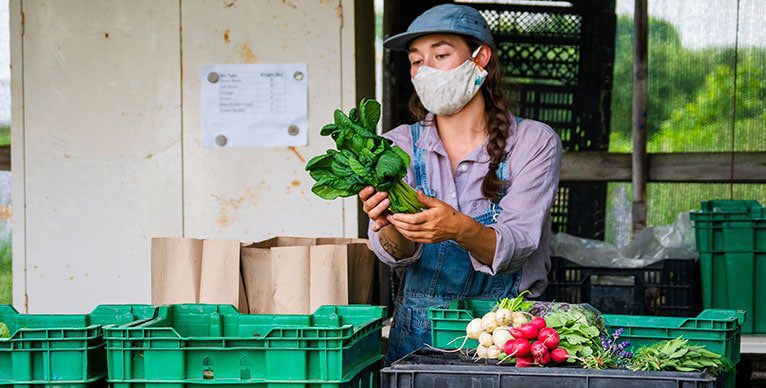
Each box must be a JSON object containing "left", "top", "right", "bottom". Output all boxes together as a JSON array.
[{"left": 362, "top": 4, "right": 562, "bottom": 364}]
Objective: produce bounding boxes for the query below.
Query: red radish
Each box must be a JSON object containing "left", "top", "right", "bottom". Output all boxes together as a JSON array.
[
  {"left": 538, "top": 328, "right": 560, "bottom": 349},
  {"left": 534, "top": 351, "right": 551, "bottom": 366},
  {"left": 531, "top": 341, "right": 547, "bottom": 358},
  {"left": 530, "top": 317, "right": 547, "bottom": 331},
  {"left": 551, "top": 348, "right": 569, "bottom": 363},
  {"left": 503, "top": 338, "right": 531, "bottom": 358},
  {"left": 518, "top": 324, "right": 539, "bottom": 340},
  {"left": 516, "top": 356, "right": 534, "bottom": 367},
  {"left": 509, "top": 327, "right": 524, "bottom": 339}
]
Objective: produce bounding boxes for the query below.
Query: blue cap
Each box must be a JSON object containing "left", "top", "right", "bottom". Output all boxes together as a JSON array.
[{"left": 383, "top": 4, "right": 495, "bottom": 51}]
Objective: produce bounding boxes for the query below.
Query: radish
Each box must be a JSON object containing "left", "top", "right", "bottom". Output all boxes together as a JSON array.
[
  {"left": 518, "top": 323, "right": 539, "bottom": 340},
  {"left": 493, "top": 327, "right": 513, "bottom": 349},
  {"left": 534, "top": 351, "right": 551, "bottom": 366},
  {"left": 530, "top": 317, "right": 547, "bottom": 331},
  {"left": 466, "top": 318, "right": 482, "bottom": 340},
  {"left": 551, "top": 348, "right": 569, "bottom": 363},
  {"left": 495, "top": 308, "right": 512, "bottom": 326},
  {"left": 516, "top": 356, "right": 534, "bottom": 367},
  {"left": 510, "top": 311, "right": 528, "bottom": 328},
  {"left": 476, "top": 344, "right": 489, "bottom": 359},
  {"left": 531, "top": 341, "right": 547, "bottom": 358},
  {"left": 487, "top": 345, "right": 502, "bottom": 359},
  {"left": 538, "top": 327, "right": 560, "bottom": 349},
  {"left": 509, "top": 327, "right": 524, "bottom": 339},
  {"left": 479, "top": 332, "right": 494, "bottom": 347},
  {"left": 481, "top": 312, "right": 498, "bottom": 332},
  {"left": 503, "top": 338, "right": 531, "bottom": 358}
]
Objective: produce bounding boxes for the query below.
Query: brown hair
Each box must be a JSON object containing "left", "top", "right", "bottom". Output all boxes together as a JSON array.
[{"left": 407, "top": 37, "right": 512, "bottom": 202}]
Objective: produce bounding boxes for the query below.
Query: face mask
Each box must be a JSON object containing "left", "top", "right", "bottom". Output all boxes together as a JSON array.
[{"left": 411, "top": 46, "right": 488, "bottom": 116}]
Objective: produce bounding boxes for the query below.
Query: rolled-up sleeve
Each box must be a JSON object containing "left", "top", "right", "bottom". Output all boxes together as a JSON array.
[
  {"left": 469, "top": 124, "right": 562, "bottom": 275},
  {"left": 368, "top": 229, "right": 424, "bottom": 267},
  {"left": 366, "top": 124, "right": 424, "bottom": 267}
]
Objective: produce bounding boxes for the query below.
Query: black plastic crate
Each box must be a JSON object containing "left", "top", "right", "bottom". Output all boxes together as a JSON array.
[
  {"left": 381, "top": 349, "right": 721, "bottom": 388},
  {"left": 543, "top": 256, "right": 701, "bottom": 317}
]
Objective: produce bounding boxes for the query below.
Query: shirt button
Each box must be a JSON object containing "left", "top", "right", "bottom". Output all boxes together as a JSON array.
[
  {"left": 450, "top": 192, "right": 456, "bottom": 198},
  {"left": 459, "top": 164, "right": 468, "bottom": 172}
]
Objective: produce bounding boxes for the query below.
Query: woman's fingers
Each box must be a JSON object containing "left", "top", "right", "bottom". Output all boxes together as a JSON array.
[
  {"left": 371, "top": 218, "right": 390, "bottom": 232},
  {"left": 368, "top": 197, "right": 390, "bottom": 220},
  {"left": 361, "top": 190, "right": 387, "bottom": 214},
  {"left": 388, "top": 214, "right": 427, "bottom": 232},
  {"left": 391, "top": 211, "right": 429, "bottom": 225},
  {"left": 358, "top": 186, "right": 374, "bottom": 201}
]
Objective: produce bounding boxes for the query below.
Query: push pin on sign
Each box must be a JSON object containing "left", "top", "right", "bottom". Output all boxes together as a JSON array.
[
  {"left": 215, "top": 135, "right": 228, "bottom": 146},
  {"left": 293, "top": 71, "right": 304, "bottom": 81},
  {"left": 207, "top": 71, "right": 219, "bottom": 83},
  {"left": 287, "top": 125, "right": 300, "bottom": 136}
]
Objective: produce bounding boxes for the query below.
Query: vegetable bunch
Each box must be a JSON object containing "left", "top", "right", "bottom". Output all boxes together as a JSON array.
[
  {"left": 305, "top": 98, "right": 424, "bottom": 213},
  {"left": 542, "top": 307, "right": 604, "bottom": 360},
  {"left": 578, "top": 327, "right": 633, "bottom": 369},
  {"left": 630, "top": 337, "right": 734, "bottom": 374}
]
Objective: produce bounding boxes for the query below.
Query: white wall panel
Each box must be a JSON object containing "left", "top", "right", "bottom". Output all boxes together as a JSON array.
[{"left": 19, "top": 0, "right": 183, "bottom": 312}]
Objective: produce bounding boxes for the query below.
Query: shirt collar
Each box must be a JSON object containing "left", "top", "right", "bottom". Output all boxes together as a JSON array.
[{"left": 415, "top": 112, "right": 518, "bottom": 163}]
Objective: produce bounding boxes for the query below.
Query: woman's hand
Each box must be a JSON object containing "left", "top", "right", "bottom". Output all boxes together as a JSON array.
[
  {"left": 386, "top": 191, "right": 465, "bottom": 243},
  {"left": 359, "top": 186, "right": 391, "bottom": 232}
]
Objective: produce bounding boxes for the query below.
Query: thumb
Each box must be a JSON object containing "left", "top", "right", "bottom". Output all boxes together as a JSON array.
[{"left": 417, "top": 190, "right": 441, "bottom": 208}]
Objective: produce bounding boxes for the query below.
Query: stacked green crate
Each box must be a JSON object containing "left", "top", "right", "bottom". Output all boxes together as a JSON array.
[
  {"left": 104, "top": 304, "right": 386, "bottom": 387},
  {"left": 0, "top": 304, "right": 156, "bottom": 386},
  {"left": 691, "top": 200, "right": 766, "bottom": 333}
]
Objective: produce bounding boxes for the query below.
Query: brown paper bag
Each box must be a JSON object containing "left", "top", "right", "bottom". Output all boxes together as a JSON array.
[
  {"left": 241, "top": 237, "right": 375, "bottom": 314},
  {"left": 151, "top": 237, "right": 248, "bottom": 312}
]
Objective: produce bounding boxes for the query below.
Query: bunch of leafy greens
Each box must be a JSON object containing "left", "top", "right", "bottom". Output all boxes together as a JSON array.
[
  {"left": 630, "top": 337, "right": 734, "bottom": 374},
  {"left": 0, "top": 322, "right": 9, "bottom": 338},
  {"left": 305, "top": 98, "right": 424, "bottom": 213},
  {"left": 542, "top": 306, "right": 604, "bottom": 361}
]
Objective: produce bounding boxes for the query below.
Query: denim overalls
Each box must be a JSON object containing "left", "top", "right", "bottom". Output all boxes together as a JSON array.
[{"left": 385, "top": 118, "right": 523, "bottom": 365}]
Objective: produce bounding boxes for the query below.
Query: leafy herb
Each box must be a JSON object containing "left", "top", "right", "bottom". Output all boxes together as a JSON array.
[
  {"left": 630, "top": 337, "right": 734, "bottom": 375},
  {"left": 305, "top": 99, "right": 424, "bottom": 213},
  {"left": 495, "top": 290, "right": 534, "bottom": 312},
  {"left": 0, "top": 323, "right": 9, "bottom": 338},
  {"left": 579, "top": 328, "right": 633, "bottom": 369}
]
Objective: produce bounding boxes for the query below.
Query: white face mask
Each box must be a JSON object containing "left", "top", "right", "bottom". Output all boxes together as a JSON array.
[{"left": 411, "top": 46, "right": 488, "bottom": 116}]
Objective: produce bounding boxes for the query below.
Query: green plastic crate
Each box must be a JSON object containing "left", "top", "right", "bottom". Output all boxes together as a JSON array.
[
  {"left": 0, "top": 304, "right": 157, "bottom": 386},
  {"left": 690, "top": 199, "right": 766, "bottom": 334},
  {"left": 428, "top": 299, "right": 496, "bottom": 349},
  {"left": 103, "top": 304, "right": 386, "bottom": 386},
  {"left": 603, "top": 309, "right": 745, "bottom": 364}
]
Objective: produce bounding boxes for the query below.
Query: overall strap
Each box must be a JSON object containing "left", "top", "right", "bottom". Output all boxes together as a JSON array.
[
  {"left": 410, "top": 122, "right": 436, "bottom": 197},
  {"left": 488, "top": 115, "right": 524, "bottom": 218}
]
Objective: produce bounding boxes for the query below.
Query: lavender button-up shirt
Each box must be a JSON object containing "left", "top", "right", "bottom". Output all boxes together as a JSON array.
[{"left": 368, "top": 113, "right": 562, "bottom": 297}]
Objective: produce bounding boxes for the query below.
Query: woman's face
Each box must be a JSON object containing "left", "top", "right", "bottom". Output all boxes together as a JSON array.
[
  {"left": 408, "top": 34, "right": 470, "bottom": 78},
  {"left": 407, "top": 34, "right": 489, "bottom": 78}
]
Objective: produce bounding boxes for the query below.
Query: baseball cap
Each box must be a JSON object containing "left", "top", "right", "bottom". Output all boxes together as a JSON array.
[{"left": 383, "top": 4, "right": 495, "bottom": 51}]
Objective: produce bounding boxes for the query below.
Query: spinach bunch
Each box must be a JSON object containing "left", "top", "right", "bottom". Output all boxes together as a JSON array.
[
  {"left": 630, "top": 337, "right": 734, "bottom": 374},
  {"left": 305, "top": 98, "right": 424, "bottom": 213}
]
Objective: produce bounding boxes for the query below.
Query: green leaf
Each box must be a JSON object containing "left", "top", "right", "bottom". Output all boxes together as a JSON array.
[
  {"left": 311, "top": 183, "right": 351, "bottom": 200},
  {"left": 0, "top": 323, "right": 9, "bottom": 338},
  {"left": 305, "top": 152, "right": 334, "bottom": 171},
  {"left": 391, "top": 145, "right": 411, "bottom": 167},
  {"left": 359, "top": 98, "right": 381, "bottom": 131},
  {"left": 320, "top": 124, "right": 340, "bottom": 136},
  {"left": 334, "top": 109, "right": 356, "bottom": 129},
  {"left": 347, "top": 155, "right": 370, "bottom": 179},
  {"left": 375, "top": 151, "right": 405, "bottom": 180}
]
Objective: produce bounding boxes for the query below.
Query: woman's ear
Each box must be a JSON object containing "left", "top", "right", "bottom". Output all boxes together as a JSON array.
[{"left": 475, "top": 45, "right": 492, "bottom": 69}]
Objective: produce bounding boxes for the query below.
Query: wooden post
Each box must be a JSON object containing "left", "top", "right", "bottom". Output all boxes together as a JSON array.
[{"left": 632, "top": 0, "right": 648, "bottom": 234}]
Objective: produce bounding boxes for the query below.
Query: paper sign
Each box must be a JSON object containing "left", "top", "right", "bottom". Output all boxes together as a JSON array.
[{"left": 201, "top": 64, "right": 308, "bottom": 148}]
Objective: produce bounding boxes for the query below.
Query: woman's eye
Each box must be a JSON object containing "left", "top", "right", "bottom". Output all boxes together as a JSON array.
[
  {"left": 436, "top": 54, "right": 449, "bottom": 60},
  {"left": 411, "top": 59, "right": 422, "bottom": 66}
]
